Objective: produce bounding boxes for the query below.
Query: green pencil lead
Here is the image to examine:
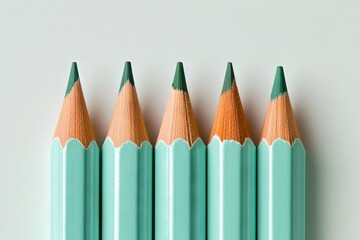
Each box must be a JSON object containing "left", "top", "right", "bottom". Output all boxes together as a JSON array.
[
  {"left": 271, "top": 66, "right": 288, "bottom": 100},
  {"left": 119, "top": 61, "right": 135, "bottom": 92},
  {"left": 222, "top": 62, "right": 235, "bottom": 94},
  {"left": 172, "top": 62, "right": 188, "bottom": 92},
  {"left": 65, "top": 62, "right": 80, "bottom": 97}
]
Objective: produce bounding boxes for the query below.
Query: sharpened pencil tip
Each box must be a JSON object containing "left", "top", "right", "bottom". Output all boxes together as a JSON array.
[
  {"left": 119, "top": 61, "right": 135, "bottom": 92},
  {"left": 172, "top": 62, "right": 188, "bottom": 92},
  {"left": 222, "top": 62, "right": 235, "bottom": 94},
  {"left": 65, "top": 62, "right": 79, "bottom": 97},
  {"left": 271, "top": 66, "right": 288, "bottom": 100}
]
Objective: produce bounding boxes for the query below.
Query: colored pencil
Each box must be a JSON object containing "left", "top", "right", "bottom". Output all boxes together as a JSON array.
[
  {"left": 102, "top": 62, "right": 153, "bottom": 240},
  {"left": 51, "top": 62, "right": 100, "bottom": 240},
  {"left": 257, "top": 66, "right": 305, "bottom": 240},
  {"left": 155, "top": 62, "right": 206, "bottom": 240},
  {"left": 207, "top": 62, "right": 256, "bottom": 240}
]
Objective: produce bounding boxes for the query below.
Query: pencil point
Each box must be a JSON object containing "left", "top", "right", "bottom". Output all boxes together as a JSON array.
[
  {"left": 271, "top": 66, "right": 288, "bottom": 100},
  {"left": 222, "top": 62, "right": 235, "bottom": 93},
  {"left": 172, "top": 62, "right": 188, "bottom": 92},
  {"left": 65, "top": 62, "right": 79, "bottom": 96},
  {"left": 119, "top": 61, "right": 135, "bottom": 92}
]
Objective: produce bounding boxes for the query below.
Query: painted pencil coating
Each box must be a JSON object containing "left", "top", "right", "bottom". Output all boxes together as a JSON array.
[
  {"left": 257, "top": 139, "right": 305, "bottom": 240},
  {"left": 51, "top": 139, "right": 100, "bottom": 240},
  {"left": 102, "top": 139, "right": 153, "bottom": 240},
  {"left": 207, "top": 137, "right": 256, "bottom": 240},
  {"left": 155, "top": 139, "right": 206, "bottom": 240}
]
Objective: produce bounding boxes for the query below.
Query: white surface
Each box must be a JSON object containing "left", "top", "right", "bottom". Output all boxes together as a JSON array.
[{"left": 1, "top": 1, "right": 359, "bottom": 239}]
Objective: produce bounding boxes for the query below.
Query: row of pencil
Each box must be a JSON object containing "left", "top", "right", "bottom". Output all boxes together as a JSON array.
[{"left": 51, "top": 62, "right": 305, "bottom": 240}]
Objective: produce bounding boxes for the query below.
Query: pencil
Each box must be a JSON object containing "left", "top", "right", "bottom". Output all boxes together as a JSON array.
[
  {"left": 51, "top": 62, "right": 100, "bottom": 240},
  {"left": 207, "top": 62, "right": 256, "bottom": 240},
  {"left": 257, "top": 66, "right": 305, "bottom": 240},
  {"left": 155, "top": 62, "right": 206, "bottom": 240},
  {"left": 102, "top": 62, "right": 153, "bottom": 240}
]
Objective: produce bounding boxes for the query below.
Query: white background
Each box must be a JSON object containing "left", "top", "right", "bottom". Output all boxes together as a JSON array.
[{"left": 1, "top": 1, "right": 360, "bottom": 239}]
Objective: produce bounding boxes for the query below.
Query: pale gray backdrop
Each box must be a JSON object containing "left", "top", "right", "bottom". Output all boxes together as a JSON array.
[{"left": 1, "top": 1, "right": 359, "bottom": 239}]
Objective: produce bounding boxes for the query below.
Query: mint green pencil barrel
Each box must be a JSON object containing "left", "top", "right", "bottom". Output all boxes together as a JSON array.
[
  {"left": 207, "top": 63, "right": 256, "bottom": 240},
  {"left": 155, "top": 62, "right": 206, "bottom": 240},
  {"left": 102, "top": 62, "right": 153, "bottom": 240},
  {"left": 257, "top": 67, "right": 305, "bottom": 240},
  {"left": 51, "top": 62, "right": 100, "bottom": 240}
]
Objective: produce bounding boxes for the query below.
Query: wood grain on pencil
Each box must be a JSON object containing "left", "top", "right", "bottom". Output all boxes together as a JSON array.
[
  {"left": 107, "top": 62, "right": 149, "bottom": 147},
  {"left": 157, "top": 62, "right": 200, "bottom": 145},
  {"left": 260, "top": 66, "right": 301, "bottom": 145},
  {"left": 53, "top": 63, "right": 95, "bottom": 147},
  {"left": 209, "top": 63, "right": 250, "bottom": 144}
]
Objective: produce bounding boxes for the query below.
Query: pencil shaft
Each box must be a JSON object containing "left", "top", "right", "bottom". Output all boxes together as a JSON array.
[
  {"left": 257, "top": 139, "right": 305, "bottom": 240},
  {"left": 102, "top": 139, "right": 153, "bottom": 240},
  {"left": 51, "top": 139, "right": 100, "bottom": 240},
  {"left": 155, "top": 139, "right": 206, "bottom": 240},
  {"left": 207, "top": 137, "right": 256, "bottom": 240}
]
